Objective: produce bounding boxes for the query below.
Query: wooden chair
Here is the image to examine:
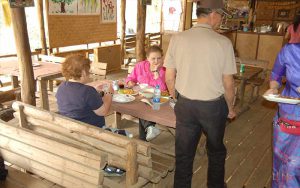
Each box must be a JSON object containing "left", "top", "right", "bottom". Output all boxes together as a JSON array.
[
  {"left": 128, "top": 64, "right": 135, "bottom": 75},
  {"left": 93, "top": 45, "right": 121, "bottom": 72},
  {"left": 124, "top": 33, "right": 161, "bottom": 66},
  {"left": 89, "top": 62, "right": 108, "bottom": 81},
  {"left": 146, "top": 32, "right": 162, "bottom": 48},
  {"left": 7, "top": 102, "right": 175, "bottom": 188},
  {"left": 124, "top": 35, "right": 137, "bottom": 65}
]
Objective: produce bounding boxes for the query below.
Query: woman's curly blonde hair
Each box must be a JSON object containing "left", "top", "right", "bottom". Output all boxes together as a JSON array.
[{"left": 62, "top": 55, "right": 91, "bottom": 80}]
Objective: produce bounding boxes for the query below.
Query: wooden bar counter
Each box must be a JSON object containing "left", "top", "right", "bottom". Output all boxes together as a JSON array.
[{"left": 221, "top": 30, "right": 285, "bottom": 69}]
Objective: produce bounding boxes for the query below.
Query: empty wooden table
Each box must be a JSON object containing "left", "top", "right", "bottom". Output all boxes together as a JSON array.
[
  {"left": 0, "top": 57, "right": 62, "bottom": 110},
  {"left": 234, "top": 64, "right": 263, "bottom": 114}
]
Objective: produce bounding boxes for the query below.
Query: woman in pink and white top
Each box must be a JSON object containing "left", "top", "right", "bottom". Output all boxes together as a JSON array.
[
  {"left": 126, "top": 45, "right": 166, "bottom": 141},
  {"left": 126, "top": 46, "right": 167, "bottom": 91},
  {"left": 285, "top": 11, "right": 300, "bottom": 43}
]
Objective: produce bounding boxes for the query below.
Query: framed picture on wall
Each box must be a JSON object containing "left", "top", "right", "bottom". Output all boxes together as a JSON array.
[
  {"left": 277, "top": 9, "right": 290, "bottom": 18},
  {"left": 49, "top": 0, "right": 78, "bottom": 15},
  {"left": 101, "top": 0, "right": 117, "bottom": 23},
  {"left": 9, "top": 0, "right": 34, "bottom": 8}
]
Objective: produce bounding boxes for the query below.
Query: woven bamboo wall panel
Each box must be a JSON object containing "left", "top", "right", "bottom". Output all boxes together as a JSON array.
[{"left": 48, "top": 15, "right": 117, "bottom": 48}]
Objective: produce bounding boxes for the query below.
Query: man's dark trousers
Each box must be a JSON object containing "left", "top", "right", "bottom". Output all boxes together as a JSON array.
[{"left": 174, "top": 95, "right": 228, "bottom": 188}]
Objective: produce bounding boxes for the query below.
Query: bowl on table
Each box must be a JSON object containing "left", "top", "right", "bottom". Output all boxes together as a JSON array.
[
  {"left": 141, "top": 91, "right": 154, "bottom": 99},
  {"left": 139, "top": 83, "right": 149, "bottom": 90}
]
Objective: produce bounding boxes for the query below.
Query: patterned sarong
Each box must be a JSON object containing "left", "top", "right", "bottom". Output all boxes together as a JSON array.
[{"left": 272, "top": 115, "right": 300, "bottom": 188}]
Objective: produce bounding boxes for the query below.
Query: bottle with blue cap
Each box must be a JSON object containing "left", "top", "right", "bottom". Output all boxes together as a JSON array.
[{"left": 152, "top": 85, "right": 161, "bottom": 110}]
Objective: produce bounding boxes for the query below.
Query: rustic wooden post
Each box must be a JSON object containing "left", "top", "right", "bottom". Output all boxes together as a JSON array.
[
  {"left": 184, "top": 1, "right": 193, "bottom": 30},
  {"left": 36, "top": 0, "right": 47, "bottom": 55},
  {"left": 136, "top": 0, "right": 147, "bottom": 62},
  {"left": 17, "top": 105, "right": 27, "bottom": 128},
  {"left": 120, "top": 0, "right": 126, "bottom": 66},
  {"left": 126, "top": 142, "right": 138, "bottom": 187},
  {"left": 179, "top": 0, "right": 187, "bottom": 31},
  {"left": 10, "top": 8, "right": 36, "bottom": 106},
  {"left": 113, "top": 111, "right": 121, "bottom": 129}
]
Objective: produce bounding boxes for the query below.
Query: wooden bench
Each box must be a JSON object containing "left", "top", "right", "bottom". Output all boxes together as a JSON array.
[{"left": 6, "top": 102, "right": 174, "bottom": 187}]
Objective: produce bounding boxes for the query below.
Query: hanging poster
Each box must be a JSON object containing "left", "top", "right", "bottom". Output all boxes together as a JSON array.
[
  {"left": 163, "top": 0, "right": 182, "bottom": 32},
  {"left": 9, "top": 0, "right": 34, "bottom": 8},
  {"left": 49, "top": 0, "right": 78, "bottom": 15},
  {"left": 101, "top": 0, "right": 117, "bottom": 23},
  {"left": 78, "top": 0, "right": 101, "bottom": 15}
]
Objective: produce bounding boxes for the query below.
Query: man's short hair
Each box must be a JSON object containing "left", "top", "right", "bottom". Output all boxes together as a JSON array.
[
  {"left": 196, "top": 7, "right": 212, "bottom": 18},
  {"left": 196, "top": 0, "right": 230, "bottom": 18}
]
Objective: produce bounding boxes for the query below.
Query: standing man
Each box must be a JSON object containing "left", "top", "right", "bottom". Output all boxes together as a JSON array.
[{"left": 164, "top": 0, "right": 236, "bottom": 188}]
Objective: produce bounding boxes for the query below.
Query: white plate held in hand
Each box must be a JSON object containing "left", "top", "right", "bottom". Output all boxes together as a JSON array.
[
  {"left": 263, "top": 94, "right": 300, "bottom": 105},
  {"left": 113, "top": 94, "right": 135, "bottom": 103}
]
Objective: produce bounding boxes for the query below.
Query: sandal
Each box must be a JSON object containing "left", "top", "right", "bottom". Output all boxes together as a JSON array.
[{"left": 103, "top": 165, "right": 125, "bottom": 177}]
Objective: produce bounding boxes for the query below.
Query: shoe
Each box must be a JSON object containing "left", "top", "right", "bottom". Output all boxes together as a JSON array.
[
  {"left": 103, "top": 165, "right": 125, "bottom": 177},
  {"left": 146, "top": 126, "right": 161, "bottom": 141}
]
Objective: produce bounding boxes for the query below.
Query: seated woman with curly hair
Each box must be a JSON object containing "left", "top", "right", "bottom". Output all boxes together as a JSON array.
[
  {"left": 56, "top": 55, "right": 128, "bottom": 176},
  {"left": 56, "top": 55, "right": 113, "bottom": 128}
]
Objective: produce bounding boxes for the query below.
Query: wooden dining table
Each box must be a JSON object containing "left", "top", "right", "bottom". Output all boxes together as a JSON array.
[
  {"left": 234, "top": 64, "right": 263, "bottom": 114},
  {"left": 0, "top": 57, "right": 62, "bottom": 110},
  {"left": 87, "top": 80, "right": 176, "bottom": 128},
  {"left": 112, "top": 95, "right": 176, "bottom": 129}
]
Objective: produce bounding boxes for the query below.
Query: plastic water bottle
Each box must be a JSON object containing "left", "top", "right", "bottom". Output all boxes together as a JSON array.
[
  {"left": 152, "top": 85, "right": 161, "bottom": 110},
  {"left": 112, "top": 80, "right": 119, "bottom": 91}
]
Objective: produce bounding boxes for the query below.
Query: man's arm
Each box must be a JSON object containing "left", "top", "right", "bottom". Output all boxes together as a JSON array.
[
  {"left": 165, "top": 68, "right": 176, "bottom": 99},
  {"left": 222, "top": 74, "right": 236, "bottom": 119}
]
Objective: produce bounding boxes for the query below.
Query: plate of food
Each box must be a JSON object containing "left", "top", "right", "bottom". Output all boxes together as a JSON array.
[
  {"left": 263, "top": 94, "right": 300, "bottom": 104},
  {"left": 113, "top": 94, "right": 135, "bottom": 103},
  {"left": 150, "top": 96, "right": 170, "bottom": 105},
  {"left": 118, "top": 88, "right": 138, "bottom": 96},
  {"left": 161, "top": 91, "right": 170, "bottom": 98}
]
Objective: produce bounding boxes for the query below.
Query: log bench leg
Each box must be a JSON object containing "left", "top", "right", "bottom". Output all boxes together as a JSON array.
[
  {"left": 38, "top": 79, "right": 49, "bottom": 110},
  {"left": 11, "top": 76, "right": 19, "bottom": 88},
  {"left": 48, "top": 80, "right": 53, "bottom": 92},
  {"left": 239, "top": 79, "right": 247, "bottom": 108},
  {"left": 112, "top": 111, "right": 122, "bottom": 129}
]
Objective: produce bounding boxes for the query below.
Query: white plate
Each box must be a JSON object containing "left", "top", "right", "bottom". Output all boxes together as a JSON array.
[
  {"left": 138, "top": 83, "right": 149, "bottom": 90},
  {"left": 113, "top": 94, "right": 135, "bottom": 103},
  {"left": 263, "top": 94, "right": 300, "bottom": 104}
]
